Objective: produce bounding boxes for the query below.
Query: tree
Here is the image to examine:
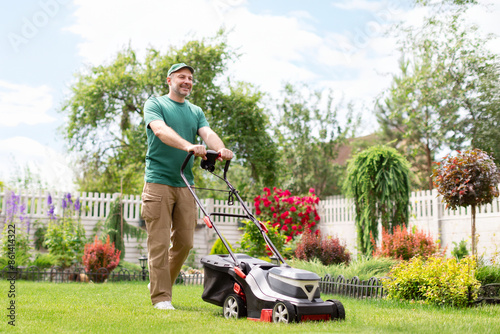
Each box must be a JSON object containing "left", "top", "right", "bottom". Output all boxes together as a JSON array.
[
  {"left": 344, "top": 145, "right": 411, "bottom": 256},
  {"left": 99, "top": 198, "right": 146, "bottom": 260},
  {"left": 377, "top": 6, "right": 500, "bottom": 189},
  {"left": 432, "top": 149, "right": 500, "bottom": 256},
  {"left": 273, "top": 83, "right": 357, "bottom": 197},
  {"left": 61, "top": 30, "right": 277, "bottom": 195}
]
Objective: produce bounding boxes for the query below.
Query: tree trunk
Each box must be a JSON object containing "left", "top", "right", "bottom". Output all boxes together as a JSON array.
[
  {"left": 471, "top": 204, "right": 476, "bottom": 257},
  {"left": 425, "top": 144, "right": 433, "bottom": 190}
]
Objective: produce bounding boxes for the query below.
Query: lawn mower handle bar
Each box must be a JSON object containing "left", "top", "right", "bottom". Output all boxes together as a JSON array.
[{"left": 180, "top": 150, "right": 288, "bottom": 269}]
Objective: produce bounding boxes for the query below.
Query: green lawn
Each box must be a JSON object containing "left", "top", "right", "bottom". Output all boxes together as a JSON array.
[{"left": 1, "top": 281, "right": 499, "bottom": 333}]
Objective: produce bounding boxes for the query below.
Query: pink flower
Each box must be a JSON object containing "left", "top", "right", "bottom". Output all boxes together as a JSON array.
[
  {"left": 284, "top": 218, "right": 292, "bottom": 224},
  {"left": 290, "top": 206, "right": 297, "bottom": 212},
  {"left": 286, "top": 235, "right": 293, "bottom": 243},
  {"left": 256, "top": 209, "right": 261, "bottom": 215},
  {"left": 292, "top": 225, "right": 298, "bottom": 230},
  {"left": 281, "top": 225, "right": 289, "bottom": 232},
  {"left": 270, "top": 206, "right": 275, "bottom": 212},
  {"left": 281, "top": 211, "right": 289, "bottom": 219},
  {"left": 273, "top": 222, "right": 280, "bottom": 228},
  {"left": 314, "top": 215, "right": 320, "bottom": 221},
  {"left": 273, "top": 213, "right": 277, "bottom": 218},
  {"left": 264, "top": 187, "right": 271, "bottom": 196},
  {"left": 309, "top": 188, "right": 315, "bottom": 194}
]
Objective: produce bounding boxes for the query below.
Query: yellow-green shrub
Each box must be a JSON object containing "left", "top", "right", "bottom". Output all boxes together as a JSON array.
[
  {"left": 209, "top": 237, "right": 234, "bottom": 255},
  {"left": 382, "top": 256, "right": 480, "bottom": 307}
]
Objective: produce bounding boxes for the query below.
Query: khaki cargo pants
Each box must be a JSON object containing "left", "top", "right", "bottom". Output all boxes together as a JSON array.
[{"left": 141, "top": 182, "right": 197, "bottom": 304}]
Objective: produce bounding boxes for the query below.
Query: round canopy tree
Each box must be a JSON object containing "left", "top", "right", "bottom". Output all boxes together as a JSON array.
[
  {"left": 432, "top": 148, "right": 500, "bottom": 256},
  {"left": 344, "top": 145, "right": 411, "bottom": 256}
]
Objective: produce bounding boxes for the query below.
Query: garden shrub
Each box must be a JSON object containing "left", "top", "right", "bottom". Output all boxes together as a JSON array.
[
  {"left": 209, "top": 237, "right": 234, "bottom": 255},
  {"left": 289, "top": 256, "right": 397, "bottom": 280},
  {"left": 82, "top": 235, "right": 121, "bottom": 282},
  {"left": 31, "top": 253, "right": 59, "bottom": 269},
  {"left": 43, "top": 193, "right": 87, "bottom": 267},
  {"left": 372, "top": 226, "right": 440, "bottom": 261},
  {"left": 295, "top": 228, "right": 351, "bottom": 266},
  {"left": 476, "top": 264, "right": 500, "bottom": 285},
  {"left": 254, "top": 187, "right": 320, "bottom": 242},
  {"left": 383, "top": 255, "right": 480, "bottom": 307},
  {"left": 238, "top": 220, "right": 287, "bottom": 259},
  {"left": 451, "top": 240, "right": 469, "bottom": 260}
]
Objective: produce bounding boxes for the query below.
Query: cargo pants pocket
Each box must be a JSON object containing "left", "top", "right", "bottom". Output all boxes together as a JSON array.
[{"left": 141, "top": 192, "right": 162, "bottom": 221}]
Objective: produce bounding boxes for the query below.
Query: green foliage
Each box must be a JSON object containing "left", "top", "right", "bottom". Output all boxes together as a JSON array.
[
  {"left": 99, "top": 198, "right": 146, "bottom": 260},
  {"left": 117, "top": 260, "right": 142, "bottom": 272},
  {"left": 475, "top": 264, "right": 500, "bottom": 285},
  {"left": 288, "top": 256, "right": 397, "bottom": 281},
  {"left": 44, "top": 218, "right": 87, "bottom": 268},
  {"left": 61, "top": 30, "right": 277, "bottom": 195},
  {"left": 344, "top": 145, "right": 411, "bottom": 256},
  {"left": 82, "top": 235, "right": 121, "bottom": 282},
  {"left": 182, "top": 249, "right": 199, "bottom": 269},
  {"left": 33, "top": 223, "right": 47, "bottom": 251},
  {"left": 209, "top": 237, "right": 234, "bottom": 255},
  {"left": 451, "top": 240, "right": 469, "bottom": 260},
  {"left": 0, "top": 223, "right": 32, "bottom": 267},
  {"left": 238, "top": 220, "right": 287, "bottom": 259},
  {"left": 383, "top": 256, "right": 480, "bottom": 307},
  {"left": 377, "top": 8, "right": 500, "bottom": 189},
  {"left": 294, "top": 228, "right": 351, "bottom": 266},
  {"left": 274, "top": 83, "right": 357, "bottom": 197},
  {"left": 432, "top": 149, "right": 500, "bottom": 209},
  {"left": 31, "top": 253, "right": 59, "bottom": 269},
  {"left": 372, "top": 226, "right": 441, "bottom": 261}
]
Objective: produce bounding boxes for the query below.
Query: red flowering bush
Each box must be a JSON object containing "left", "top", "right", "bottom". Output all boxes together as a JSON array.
[
  {"left": 372, "top": 226, "right": 441, "bottom": 261},
  {"left": 254, "top": 187, "right": 320, "bottom": 242},
  {"left": 82, "top": 235, "right": 121, "bottom": 282},
  {"left": 295, "top": 228, "right": 351, "bottom": 266}
]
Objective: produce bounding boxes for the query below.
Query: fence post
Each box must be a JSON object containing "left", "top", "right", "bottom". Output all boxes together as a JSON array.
[{"left": 432, "top": 188, "right": 442, "bottom": 244}]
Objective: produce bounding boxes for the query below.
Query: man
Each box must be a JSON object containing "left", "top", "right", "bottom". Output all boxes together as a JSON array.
[{"left": 141, "top": 63, "right": 233, "bottom": 310}]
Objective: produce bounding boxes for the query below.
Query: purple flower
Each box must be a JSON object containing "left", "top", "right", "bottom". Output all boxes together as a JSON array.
[
  {"left": 74, "top": 198, "right": 81, "bottom": 212},
  {"left": 4, "top": 191, "right": 30, "bottom": 231},
  {"left": 47, "top": 193, "right": 57, "bottom": 221}
]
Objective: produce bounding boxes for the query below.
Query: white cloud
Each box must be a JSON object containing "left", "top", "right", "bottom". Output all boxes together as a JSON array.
[
  {"left": 0, "top": 80, "right": 55, "bottom": 127},
  {"left": 0, "top": 136, "right": 76, "bottom": 191},
  {"left": 332, "top": 0, "right": 396, "bottom": 12}
]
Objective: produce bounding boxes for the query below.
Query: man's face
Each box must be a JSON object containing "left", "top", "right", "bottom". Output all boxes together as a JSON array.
[{"left": 168, "top": 68, "right": 193, "bottom": 98}]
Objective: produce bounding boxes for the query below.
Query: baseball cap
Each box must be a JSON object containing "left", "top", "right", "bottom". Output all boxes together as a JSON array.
[{"left": 167, "top": 63, "right": 194, "bottom": 76}]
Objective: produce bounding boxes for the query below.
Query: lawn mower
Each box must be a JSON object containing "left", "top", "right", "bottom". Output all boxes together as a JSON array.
[{"left": 180, "top": 150, "right": 345, "bottom": 323}]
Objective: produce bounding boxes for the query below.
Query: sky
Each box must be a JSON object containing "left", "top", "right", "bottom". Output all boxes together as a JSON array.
[{"left": 0, "top": 0, "right": 499, "bottom": 191}]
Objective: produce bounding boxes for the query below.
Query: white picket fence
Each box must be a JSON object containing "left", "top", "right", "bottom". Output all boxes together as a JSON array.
[{"left": 1, "top": 188, "right": 500, "bottom": 264}]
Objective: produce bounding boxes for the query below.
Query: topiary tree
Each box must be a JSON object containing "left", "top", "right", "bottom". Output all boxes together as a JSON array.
[
  {"left": 432, "top": 149, "right": 500, "bottom": 256},
  {"left": 344, "top": 145, "right": 411, "bottom": 256}
]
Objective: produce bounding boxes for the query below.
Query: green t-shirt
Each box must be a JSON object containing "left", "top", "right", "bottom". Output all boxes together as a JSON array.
[{"left": 143, "top": 95, "right": 209, "bottom": 187}]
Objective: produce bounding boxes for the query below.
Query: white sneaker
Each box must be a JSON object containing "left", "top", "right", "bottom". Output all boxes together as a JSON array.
[{"left": 154, "top": 301, "right": 175, "bottom": 310}]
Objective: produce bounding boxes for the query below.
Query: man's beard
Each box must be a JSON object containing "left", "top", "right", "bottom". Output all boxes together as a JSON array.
[{"left": 172, "top": 84, "right": 191, "bottom": 97}]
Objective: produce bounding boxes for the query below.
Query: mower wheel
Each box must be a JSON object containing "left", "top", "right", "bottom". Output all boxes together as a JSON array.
[
  {"left": 223, "top": 294, "right": 246, "bottom": 319},
  {"left": 327, "top": 299, "right": 346, "bottom": 320},
  {"left": 272, "top": 300, "right": 296, "bottom": 323}
]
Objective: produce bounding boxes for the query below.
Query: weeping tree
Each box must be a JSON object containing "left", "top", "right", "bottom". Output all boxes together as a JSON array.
[
  {"left": 344, "top": 146, "right": 411, "bottom": 256},
  {"left": 100, "top": 198, "right": 146, "bottom": 260},
  {"left": 432, "top": 149, "right": 499, "bottom": 256}
]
